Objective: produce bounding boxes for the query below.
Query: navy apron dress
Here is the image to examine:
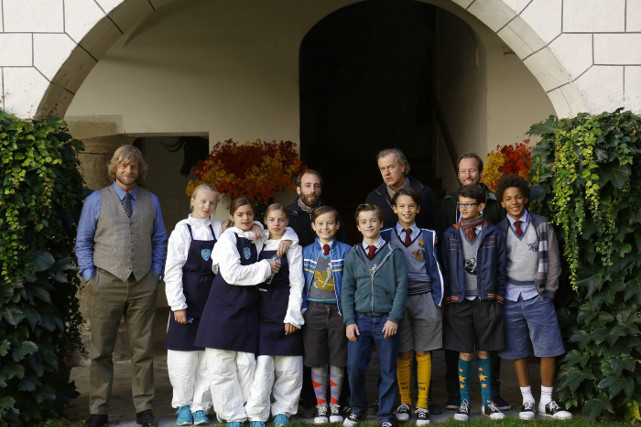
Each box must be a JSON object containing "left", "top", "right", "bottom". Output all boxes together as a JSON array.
[
  {"left": 195, "top": 235, "right": 259, "bottom": 354},
  {"left": 165, "top": 224, "right": 216, "bottom": 351},
  {"left": 257, "top": 249, "right": 304, "bottom": 356}
]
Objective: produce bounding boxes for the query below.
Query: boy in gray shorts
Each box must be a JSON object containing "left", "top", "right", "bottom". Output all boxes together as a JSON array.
[{"left": 380, "top": 188, "right": 444, "bottom": 426}]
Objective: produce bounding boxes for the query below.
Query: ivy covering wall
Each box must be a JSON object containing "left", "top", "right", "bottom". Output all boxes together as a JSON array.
[
  {"left": 529, "top": 109, "right": 641, "bottom": 421},
  {"left": 0, "top": 110, "right": 85, "bottom": 425}
]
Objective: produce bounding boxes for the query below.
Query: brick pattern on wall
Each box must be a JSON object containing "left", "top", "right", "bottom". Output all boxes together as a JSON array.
[{"left": 0, "top": 0, "right": 640, "bottom": 118}]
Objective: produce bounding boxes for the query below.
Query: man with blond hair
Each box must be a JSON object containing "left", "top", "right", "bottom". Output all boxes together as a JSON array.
[{"left": 76, "top": 145, "right": 167, "bottom": 427}]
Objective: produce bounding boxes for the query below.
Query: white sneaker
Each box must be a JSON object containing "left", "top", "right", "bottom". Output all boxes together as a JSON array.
[
  {"left": 453, "top": 400, "right": 470, "bottom": 422},
  {"left": 314, "top": 405, "right": 329, "bottom": 425},
  {"left": 481, "top": 402, "right": 505, "bottom": 420},
  {"left": 395, "top": 403, "right": 410, "bottom": 422},
  {"left": 329, "top": 404, "right": 343, "bottom": 423},
  {"left": 538, "top": 400, "right": 572, "bottom": 420},
  {"left": 519, "top": 400, "right": 536, "bottom": 420}
]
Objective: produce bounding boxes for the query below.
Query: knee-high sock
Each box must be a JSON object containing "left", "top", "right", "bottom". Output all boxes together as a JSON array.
[
  {"left": 329, "top": 365, "right": 344, "bottom": 406},
  {"left": 458, "top": 357, "right": 472, "bottom": 404},
  {"left": 311, "top": 366, "right": 328, "bottom": 406},
  {"left": 397, "top": 357, "right": 411, "bottom": 404},
  {"left": 478, "top": 357, "right": 492, "bottom": 405},
  {"left": 416, "top": 353, "right": 432, "bottom": 409}
]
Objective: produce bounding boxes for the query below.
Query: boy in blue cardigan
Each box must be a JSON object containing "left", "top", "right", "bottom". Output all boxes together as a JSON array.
[
  {"left": 342, "top": 203, "right": 408, "bottom": 427},
  {"left": 441, "top": 185, "right": 507, "bottom": 421},
  {"left": 302, "top": 206, "right": 353, "bottom": 424},
  {"left": 380, "top": 188, "right": 443, "bottom": 426}
]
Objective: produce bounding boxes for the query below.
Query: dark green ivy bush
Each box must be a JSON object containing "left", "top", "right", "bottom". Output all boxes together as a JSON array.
[
  {"left": 529, "top": 109, "right": 641, "bottom": 421},
  {"left": 0, "top": 110, "right": 85, "bottom": 426}
]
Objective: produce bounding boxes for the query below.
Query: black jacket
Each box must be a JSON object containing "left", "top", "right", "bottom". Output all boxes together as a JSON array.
[
  {"left": 286, "top": 199, "right": 348, "bottom": 247},
  {"left": 365, "top": 176, "right": 438, "bottom": 230}
]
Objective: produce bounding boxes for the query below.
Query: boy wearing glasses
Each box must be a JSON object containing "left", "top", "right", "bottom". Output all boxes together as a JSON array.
[
  {"left": 495, "top": 175, "right": 571, "bottom": 420},
  {"left": 441, "top": 185, "right": 507, "bottom": 421}
]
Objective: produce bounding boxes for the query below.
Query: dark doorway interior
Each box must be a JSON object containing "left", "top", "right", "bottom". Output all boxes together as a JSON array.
[{"left": 300, "top": 0, "right": 442, "bottom": 241}]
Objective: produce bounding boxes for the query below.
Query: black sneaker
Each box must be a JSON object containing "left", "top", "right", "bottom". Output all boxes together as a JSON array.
[
  {"left": 519, "top": 401, "right": 536, "bottom": 420},
  {"left": 454, "top": 400, "right": 470, "bottom": 422},
  {"left": 415, "top": 407, "right": 430, "bottom": 426},
  {"left": 136, "top": 409, "right": 157, "bottom": 427},
  {"left": 444, "top": 395, "right": 460, "bottom": 410},
  {"left": 427, "top": 397, "right": 442, "bottom": 415},
  {"left": 481, "top": 402, "right": 505, "bottom": 420},
  {"left": 342, "top": 411, "right": 366, "bottom": 427},
  {"left": 538, "top": 400, "right": 572, "bottom": 420},
  {"left": 314, "top": 405, "right": 329, "bottom": 425},
  {"left": 380, "top": 422, "right": 394, "bottom": 427},
  {"left": 491, "top": 394, "right": 511, "bottom": 411},
  {"left": 395, "top": 403, "right": 410, "bottom": 422},
  {"left": 329, "top": 404, "right": 343, "bottom": 423}
]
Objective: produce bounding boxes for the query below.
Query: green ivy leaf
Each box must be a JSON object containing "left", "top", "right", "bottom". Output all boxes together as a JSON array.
[
  {"left": 33, "top": 250, "right": 55, "bottom": 273},
  {"left": 12, "top": 341, "right": 38, "bottom": 361}
]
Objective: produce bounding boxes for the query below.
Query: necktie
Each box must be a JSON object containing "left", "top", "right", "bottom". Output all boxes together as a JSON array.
[
  {"left": 323, "top": 244, "right": 330, "bottom": 256},
  {"left": 515, "top": 220, "right": 523, "bottom": 237},
  {"left": 403, "top": 228, "right": 412, "bottom": 245},
  {"left": 367, "top": 245, "right": 376, "bottom": 259},
  {"left": 123, "top": 192, "right": 133, "bottom": 218},
  {"left": 464, "top": 226, "right": 477, "bottom": 242}
]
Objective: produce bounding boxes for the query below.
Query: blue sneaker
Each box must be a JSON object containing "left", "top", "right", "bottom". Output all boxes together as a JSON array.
[
  {"left": 193, "top": 410, "right": 210, "bottom": 425},
  {"left": 273, "top": 414, "right": 289, "bottom": 427},
  {"left": 249, "top": 422, "right": 265, "bottom": 427},
  {"left": 177, "top": 405, "right": 193, "bottom": 425},
  {"left": 227, "top": 422, "right": 244, "bottom": 427}
]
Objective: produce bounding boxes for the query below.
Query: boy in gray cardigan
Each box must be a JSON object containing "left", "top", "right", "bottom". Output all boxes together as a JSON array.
[
  {"left": 341, "top": 203, "right": 408, "bottom": 427},
  {"left": 495, "top": 175, "right": 571, "bottom": 421}
]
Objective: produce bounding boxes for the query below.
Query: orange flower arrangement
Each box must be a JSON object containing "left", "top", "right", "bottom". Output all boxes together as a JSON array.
[
  {"left": 482, "top": 140, "right": 533, "bottom": 191},
  {"left": 187, "top": 139, "right": 307, "bottom": 214}
]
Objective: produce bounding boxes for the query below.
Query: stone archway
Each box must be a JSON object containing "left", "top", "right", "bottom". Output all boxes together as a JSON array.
[{"left": 0, "top": 0, "right": 606, "bottom": 121}]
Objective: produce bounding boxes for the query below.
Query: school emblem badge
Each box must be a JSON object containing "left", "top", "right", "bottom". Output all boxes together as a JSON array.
[
  {"left": 243, "top": 247, "right": 251, "bottom": 259},
  {"left": 201, "top": 249, "right": 211, "bottom": 261}
]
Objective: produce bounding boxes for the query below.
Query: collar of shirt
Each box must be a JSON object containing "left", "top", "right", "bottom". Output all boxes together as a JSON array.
[
  {"left": 318, "top": 239, "right": 334, "bottom": 250},
  {"left": 361, "top": 236, "right": 385, "bottom": 251},
  {"left": 395, "top": 223, "right": 419, "bottom": 241},
  {"left": 112, "top": 181, "right": 138, "bottom": 200},
  {"left": 187, "top": 213, "right": 213, "bottom": 227},
  {"left": 507, "top": 209, "right": 529, "bottom": 230}
]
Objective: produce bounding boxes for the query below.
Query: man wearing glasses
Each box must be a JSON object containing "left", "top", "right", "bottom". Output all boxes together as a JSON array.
[{"left": 438, "top": 153, "right": 509, "bottom": 413}]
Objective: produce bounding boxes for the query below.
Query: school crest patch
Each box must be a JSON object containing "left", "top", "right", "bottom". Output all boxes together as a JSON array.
[
  {"left": 201, "top": 249, "right": 211, "bottom": 261},
  {"left": 243, "top": 247, "right": 252, "bottom": 259}
]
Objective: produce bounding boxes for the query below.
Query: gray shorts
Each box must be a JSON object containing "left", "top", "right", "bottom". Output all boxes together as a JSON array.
[
  {"left": 302, "top": 302, "right": 348, "bottom": 367},
  {"left": 399, "top": 292, "right": 443, "bottom": 352}
]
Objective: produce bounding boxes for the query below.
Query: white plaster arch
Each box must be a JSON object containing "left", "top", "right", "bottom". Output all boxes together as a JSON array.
[{"left": 1, "top": 0, "right": 639, "bottom": 119}]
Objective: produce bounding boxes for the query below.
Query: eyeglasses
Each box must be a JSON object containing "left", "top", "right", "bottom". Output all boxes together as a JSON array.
[{"left": 457, "top": 202, "right": 478, "bottom": 209}]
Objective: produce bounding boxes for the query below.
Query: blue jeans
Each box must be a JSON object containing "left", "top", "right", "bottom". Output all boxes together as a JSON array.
[{"left": 347, "top": 313, "right": 400, "bottom": 424}]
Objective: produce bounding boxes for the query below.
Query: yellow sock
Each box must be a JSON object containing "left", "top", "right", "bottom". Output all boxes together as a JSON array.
[
  {"left": 397, "top": 357, "right": 411, "bottom": 404},
  {"left": 416, "top": 353, "right": 432, "bottom": 409}
]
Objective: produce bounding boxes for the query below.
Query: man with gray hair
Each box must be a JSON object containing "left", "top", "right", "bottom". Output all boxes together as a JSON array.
[
  {"left": 76, "top": 145, "right": 167, "bottom": 427},
  {"left": 366, "top": 148, "right": 438, "bottom": 230}
]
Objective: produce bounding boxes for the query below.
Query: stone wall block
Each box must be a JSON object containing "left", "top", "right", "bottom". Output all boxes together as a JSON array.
[
  {"left": 502, "top": 0, "right": 531, "bottom": 14},
  {"left": 3, "top": 67, "right": 50, "bottom": 118},
  {"left": 448, "top": 0, "right": 474, "bottom": 10},
  {"left": 628, "top": 0, "right": 641, "bottom": 31},
  {"left": 523, "top": 48, "right": 573, "bottom": 92},
  {"left": 576, "top": 65, "right": 624, "bottom": 113},
  {"left": 520, "top": 0, "right": 561, "bottom": 44},
  {"left": 50, "top": 46, "right": 98, "bottom": 93},
  {"left": 549, "top": 33, "right": 593, "bottom": 79},
  {"left": 594, "top": 34, "right": 641, "bottom": 64},
  {"left": 625, "top": 66, "right": 641, "bottom": 106},
  {"left": 95, "top": 0, "right": 125, "bottom": 15},
  {"left": 34, "top": 34, "right": 77, "bottom": 80},
  {"left": 76, "top": 17, "right": 124, "bottom": 60},
  {"left": 563, "top": 0, "right": 625, "bottom": 32},
  {"left": 0, "top": 34, "right": 32, "bottom": 66},
  {"left": 109, "top": 0, "right": 156, "bottom": 35},
  {"left": 3, "top": 0, "right": 64, "bottom": 33},
  {"left": 468, "top": 0, "right": 516, "bottom": 32},
  {"left": 498, "top": 17, "right": 546, "bottom": 60},
  {"left": 64, "top": 0, "right": 107, "bottom": 44}
]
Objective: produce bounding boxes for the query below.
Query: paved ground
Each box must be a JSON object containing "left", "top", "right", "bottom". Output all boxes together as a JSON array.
[{"left": 68, "top": 346, "right": 544, "bottom": 426}]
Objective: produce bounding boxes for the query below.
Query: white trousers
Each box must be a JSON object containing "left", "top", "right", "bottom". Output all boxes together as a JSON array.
[
  {"left": 245, "top": 355, "right": 303, "bottom": 421},
  {"left": 205, "top": 348, "right": 256, "bottom": 422},
  {"left": 167, "top": 350, "right": 212, "bottom": 412}
]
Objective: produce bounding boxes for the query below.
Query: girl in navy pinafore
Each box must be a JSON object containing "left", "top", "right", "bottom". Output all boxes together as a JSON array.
[
  {"left": 164, "top": 184, "right": 222, "bottom": 425},
  {"left": 195, "top": 198, "right": 281, "bottom": 426},
  {"left": 245, "top": 204, "right": 304, "bottom": 427}
]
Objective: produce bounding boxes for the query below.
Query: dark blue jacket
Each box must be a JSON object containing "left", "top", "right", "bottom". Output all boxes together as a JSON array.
[
  {"left": 441, "top": 221, "right": 507, "bottom": 304},
  {"left": 380, "top": 228, "right": 444, "bottom": 308}
]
